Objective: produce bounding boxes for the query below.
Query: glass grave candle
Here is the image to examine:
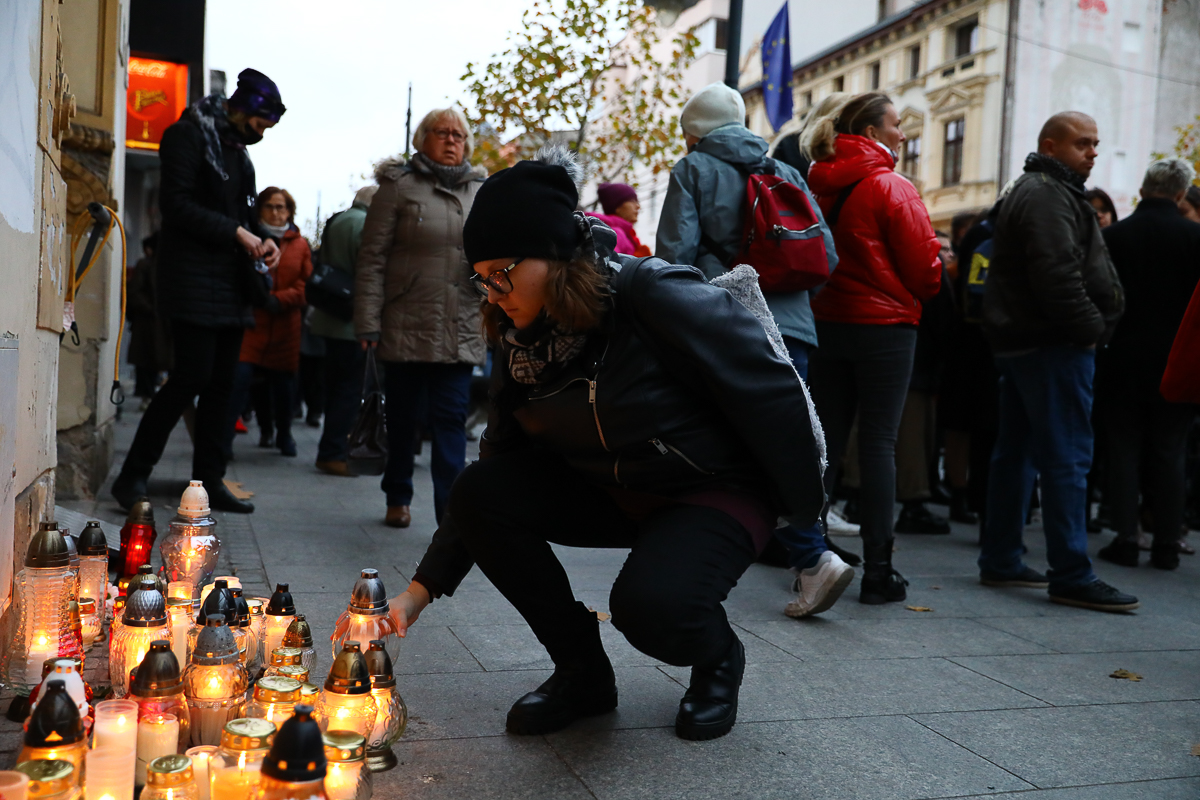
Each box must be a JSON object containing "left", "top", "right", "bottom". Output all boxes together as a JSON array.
[
  {"left": 182, "top": 615, "right": 249, "bottom": 747},
  {"left": 229, "top": 588, "right": 257, "bottom": 669},
  {"left": 282, "top": 615, "right": 316, "bottom": 676},
  {"left": 243, "top": 677, "right": 302, "bottom": 728},
  {"left": 184, "top": 746, "right": 217, "bottom": 800},
  {"left": 313, "top": 643, "right": 377, "bottom": 740},
  {"left": 0, "top": 523, "right": 82, "bottom": 694},
  {"left": 187, "top": 581, "right": 237, "bottom": 664},
  {"left": 129, "top": 640, "right": 191, "bottom": 748},
  {"left": 208, "top": 718, "right": 275, "bottom": 800},
  {"left": 264, "top": 648, "right": 305, "bottom": 679},
  {"left": 13, "top": 760, "right": 75, "bottom": 800},
  {"left": 18, "top": 680, "right": 86, "bottom": 783},
  {"left": 167, "top": 598, "right": 192, "bottom": 668},
  {"left": 262, "top": 584, "right": 296, "bottom": 662},
  {"left": 61, "top": 526, "right": 80, "bottom": 602},
  {"left": 135, "top": 713, "right": 180, "bottom": 788},
  {"left": 108, "top": 578, "right": 170, "bottom": 697},
  {"left": 246, "top": 600, "right": 265, "bottom": 670},
  {"left": 322, "top": 732, "right": 371, "bottom": 800},
  {"left": 142, "top": 754, "right": 198, "bottom": 800},
  {"left": 30, "top": 659, "right": 90, "bottom": 733},
  {"left": 275, "top": 665, "right": 310, "bottom": 685},
  {"left": 118, "top": 498, "right": 157, "bottom": 584},
  {"left": 76, "top": 522, "right": 109, "bottom": 613},
  {"left": 78, "top": 598, "right": 101, "bottom": 651},
  {"left": 158, "top": 482, "right": 220, "bottom": 598},
  {"left": 86, "top": 745, "right": 136, "bottom": 800},
  {"left": 257, "top": 705, "right": 329, "bottom": 800},
  {"left": 93, "top": 698, "right": 139, "bottom": 752},
  {"left": 67, "top": 601, "right": 83, "bottom": 667},
  {"left": 332, "top": 571, "right": 399, "bottom": 663},
  {"left": 0, "top": 771, "right": 29, "bottom": 800},
  {"left": 362, "top": 641, "right": 405, "bottom": 772}
]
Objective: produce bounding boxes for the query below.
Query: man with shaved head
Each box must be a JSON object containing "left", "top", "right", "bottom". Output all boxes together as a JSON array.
[{"left": 977, "top": 110, "right": 1136, "bottom": 612}]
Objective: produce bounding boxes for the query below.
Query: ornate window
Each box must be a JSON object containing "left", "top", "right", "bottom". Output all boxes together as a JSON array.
[
  {"left": 902, "top": 136, "right": 922, "bottom": 179},
  {"left": 943, "top": 118, "right": 965, "bottom": 186}
]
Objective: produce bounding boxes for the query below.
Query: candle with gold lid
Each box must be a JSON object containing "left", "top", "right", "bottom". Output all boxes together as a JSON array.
[
  {"left": 14, "top": 759, "right": 75, "bottom": 800},
  {"left": 282, "top": 615, "right": 316, "bottom": 675},
  {"left": 182, "top": 615, "right": 250, "bottom": 747},
  {"left": 362, "top": 640, "right": 405, "bottom": 772},
  {"left": 332, "top": 572, "right": 398, "bottom": 663},
  {"left": 322, "top": 731, "right": 371, "bottom": 800},
  {"left": 313, "top": 643, "right": 377, "bottom": 740},
  {"left": 109, "top": 577, "right": 171, "bottom": 697},
  {"left": 209, "top": 718, "right": 276, "bottom": 800},
  {"left": 142, "top": 753, "right": 199, "bottom": 800},
  {"left": 264, "top": 647, "right": 305, "bottom": 678},
  {"left": 244, "top": 676, "right": 303, "bottom": 728},
  {"left": 275, "top": 665, "right": 310, "bottom": 684}
]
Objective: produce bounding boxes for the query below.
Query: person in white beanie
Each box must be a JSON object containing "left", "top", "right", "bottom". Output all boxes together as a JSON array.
[{"left": 656, "top": 82, "right": 854, "bottom": 620}]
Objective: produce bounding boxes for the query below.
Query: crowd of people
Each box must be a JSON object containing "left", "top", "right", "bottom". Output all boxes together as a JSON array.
[{"left": 115, "top": 67, "right": 1200, "bottom": 743}]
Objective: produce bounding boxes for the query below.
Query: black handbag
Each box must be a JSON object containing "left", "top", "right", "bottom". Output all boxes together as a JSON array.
[
  {"left": 240, "top": 253, "right": 272, "bottom": 308},
  {"left": 347, "top": 349, "right": 388, "bottom": 476},
  {"left": 306, "top": 261, "right": 355, "bottom": 321}
]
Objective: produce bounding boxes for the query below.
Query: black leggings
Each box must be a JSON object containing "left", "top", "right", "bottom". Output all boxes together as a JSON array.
[{"left": 448, "top": 448, "right": 756, "bottom": 669}]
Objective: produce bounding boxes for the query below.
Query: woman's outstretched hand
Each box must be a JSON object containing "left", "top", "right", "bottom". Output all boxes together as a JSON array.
[{"left": 390, "top": 581, "right": 431, "bottom": 638}]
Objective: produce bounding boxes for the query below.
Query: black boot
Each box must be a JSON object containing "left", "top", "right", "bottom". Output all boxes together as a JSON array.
[
  {"left": 859, "top": 538, "right": 907, "bottom": 604},
  {"left": 111, "top": 472, "right": 148, "bottom": 511},
  {"left": 204, "top": 480, "right": 255, "bottom": 514},
  {"left": 895, "top": 501, "right": 951, "bottom": 534},
  {"left": 676, "top": 633, "right": 745, "bottom": 741},
  {"left": 949, "top": 488, "right": 978, "bottom": 525},
  {"left": 507, "top": 612, "right": 617, "bottom": 735},
  {"left": 1097, "top": 537, "right": 1139, "bottom": 567}
]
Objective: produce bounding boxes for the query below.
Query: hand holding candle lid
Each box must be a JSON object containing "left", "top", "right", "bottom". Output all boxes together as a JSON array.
[
  {"left": 282, "top": 614, "right": 316, "bottom": 674},
  {"left": 313, "top": 643, "right": 377, "bottom": 740},
  {"left": 209, "top": 717, "right": 276, "bottom": 800},
  {"left": 363, "top": 640, "right": 405, "bottom": 772},
  {"left": 258, "top": 704, "right": 328, "bottom": 799},
  {"left": 118, "top": 497, "right": 157, "bottom": 583},
  {"left": 129, "top": 639, "right": 192, "bottom": 747},
  {"left": 331, "top": 571, "right": 399, "bottom": 662},
  {"left": 142, "top": 753, "right": 199, "bottom": 800},
  {"left": 109, "top": 577, "right": 171, "bottom": 697},
  {"left": 18, "top": 680, "right": 86, "bottom": 783},
  {"left": 182, "top": 614, "right": 250, "bottom": 747},
  {"left": 0, "top": 522, "right": 81, "bottom": 692},
  {"left": 263, "top": 583, "right": 297, "bottom": 659},
  {"left": 322, "top": 731, "right": 371, "bottom": 800},
  {"left": 159, "top": 481, "right": 221, "bottom": 597}
]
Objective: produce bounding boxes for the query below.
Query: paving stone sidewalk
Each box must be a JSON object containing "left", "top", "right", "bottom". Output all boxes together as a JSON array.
[{"left": 33, "top": 407, "right": 1200, "bottom": 798}]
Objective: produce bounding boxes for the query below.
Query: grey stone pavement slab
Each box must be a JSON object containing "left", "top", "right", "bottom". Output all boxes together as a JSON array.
[{"left": 29, "top": 407, "right": 1200, "bottom": 800}]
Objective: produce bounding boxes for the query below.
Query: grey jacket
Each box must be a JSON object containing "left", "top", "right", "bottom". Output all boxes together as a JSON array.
[
  {"left": 310, "top": 200, "right": 368, "bottom": 341},
  {"left": 354, "top": 156, "right": 488, "bottom": 365},
  {"left": 655, "top": 123, "right": 837, "bottom": 348}
]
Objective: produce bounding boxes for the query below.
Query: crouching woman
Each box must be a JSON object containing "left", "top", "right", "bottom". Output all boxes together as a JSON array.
[{"left": 353, "top": 146, "right": 825, "bottom": 741}]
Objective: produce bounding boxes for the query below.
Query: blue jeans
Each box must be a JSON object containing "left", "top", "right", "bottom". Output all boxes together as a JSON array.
[
  {"left": 772, "top": 338, "right": 828, "bottom": 570},
  {"left": 381, "top": 361, "right": 474, "bottom": 522},
  {"left": 979, "top": 345, "right": 1097, "bottom": 588}
]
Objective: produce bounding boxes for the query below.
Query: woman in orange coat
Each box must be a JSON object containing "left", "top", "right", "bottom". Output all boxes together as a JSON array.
[{"left": 225, "top": 186, "right": 313, "bottom": 457}]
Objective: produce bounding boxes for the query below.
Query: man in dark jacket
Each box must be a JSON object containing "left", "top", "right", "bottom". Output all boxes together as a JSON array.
[
  {"left": 111, "top": 68, "right": 285, "bottom": 514},
  {"left": 979, "top": 111, "right": 1136, "bottom": 611},
  {"left": 1095, "top": 158, "right": 1200, "bottom": 570}
]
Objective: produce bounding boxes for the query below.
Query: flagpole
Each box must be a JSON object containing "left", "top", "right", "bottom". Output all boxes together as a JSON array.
[{"left": 724, "top": 0, "right": 743, "bottom": 89}]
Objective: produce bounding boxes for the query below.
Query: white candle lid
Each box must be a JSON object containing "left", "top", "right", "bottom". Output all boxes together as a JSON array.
[{"left": 177, "top": 481, "right": 210, "bottom": 518}]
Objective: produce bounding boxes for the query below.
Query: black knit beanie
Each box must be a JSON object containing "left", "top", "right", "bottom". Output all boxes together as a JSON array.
[{"left": 463, "top": 160, "right": 582, "bottom": 265}]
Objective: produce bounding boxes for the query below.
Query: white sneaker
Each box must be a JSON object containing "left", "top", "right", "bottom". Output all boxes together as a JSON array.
[
  {"left": 825, "top": 503, "right": 861, "bottom": 537},
  {"left": 785, "top": 551, "right": 854, "bottom": 618}
]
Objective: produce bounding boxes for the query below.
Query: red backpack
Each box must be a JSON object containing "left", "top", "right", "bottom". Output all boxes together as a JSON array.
[{"left": 735, "top": 160, "right": 831, "bottom": 292}]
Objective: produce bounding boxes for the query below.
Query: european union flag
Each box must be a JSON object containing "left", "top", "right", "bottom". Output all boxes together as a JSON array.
[{"left": 761, "top": 2, "right": 793, "bottom": 132}]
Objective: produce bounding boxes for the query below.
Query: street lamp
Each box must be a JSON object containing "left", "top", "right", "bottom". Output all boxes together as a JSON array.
[{"left": 643, "top": 0, "right": 743, "bottom": 89}]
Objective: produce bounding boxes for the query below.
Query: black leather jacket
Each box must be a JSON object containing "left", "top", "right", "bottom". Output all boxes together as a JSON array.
[{"left": 415, "top": 256, "right": 826, "bottom": 596}]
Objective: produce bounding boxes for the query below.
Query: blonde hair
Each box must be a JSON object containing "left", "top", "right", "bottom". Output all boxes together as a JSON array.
[
  {"left": 807, "top": 91, "right": 894, "bottom": 163},
  {"left": 413, "top": 106, "right": 474, "bottom": 159},
  {"left": 796, "top": 92, "right": 852, "bottom": 163}
]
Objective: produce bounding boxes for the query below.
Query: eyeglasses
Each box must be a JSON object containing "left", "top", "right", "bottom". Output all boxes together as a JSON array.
[
  {"left": 431, "top": 128, "right": 467, "bottom": 143},
  {"left": 469, "top": 258, "right": 525, "bottom": 297}
]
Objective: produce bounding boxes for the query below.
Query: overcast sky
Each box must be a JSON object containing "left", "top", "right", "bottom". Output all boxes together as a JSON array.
[{"left": 205, "top": 0, "right": 532, "bottom": 235}]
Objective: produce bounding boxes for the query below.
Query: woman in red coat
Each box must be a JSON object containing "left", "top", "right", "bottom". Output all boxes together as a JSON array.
[
  {"left": 804, "top": 92, "right": 942, "bottom": 605},
  {"left": 225, "top": 186, "right": 313, "bottom": 457}
]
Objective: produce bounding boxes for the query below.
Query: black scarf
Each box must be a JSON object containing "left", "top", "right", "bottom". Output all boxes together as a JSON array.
[
  {"left": 181, "top": 94, "right": 254, "bottom": 181},
  {"left": 1024, "top": 152, "right": 1087, "bottom": 192}
]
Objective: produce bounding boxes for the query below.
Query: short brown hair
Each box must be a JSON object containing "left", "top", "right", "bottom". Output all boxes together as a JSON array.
[
  {"left": 481, "top": 256, "right": 609, "bottom": 343},
  {"left": 257, "top": 186, "right": 296, "bottom": 222}
]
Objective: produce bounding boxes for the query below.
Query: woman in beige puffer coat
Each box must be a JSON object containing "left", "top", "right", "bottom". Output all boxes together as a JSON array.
[{"left": 354, "top": 106, "right": 487, "bottom": 528}]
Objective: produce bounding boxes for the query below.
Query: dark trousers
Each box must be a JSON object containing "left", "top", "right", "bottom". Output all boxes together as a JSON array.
[
  {"left": 808, "top": 322, "right": 917, "bottom": 558},
  {"left": 979, "top": 345, "right": 1097, "bottom": 588},
  {"left": 225, "top": 363, "right": 295, "bottom": 454},
  {"left": 298, "top": 353, "right": 325, "bottom": 418},
  {"left": 1104, "top": 382, "right": 1195, "bottom": 544},
  {"left": 317, "top": 339, "right": 367, "bottom": 463},
  {"left": 134, "top": 365, "right": 158, "bottom": 398},
  {"left": 121, "top": 320, "right": 243, "bottom": 484},
  {"left": 382, "top": 361, "right": 473, "bottom": 520},
  {"left": 449, "top": 447, "right": 756, "bottom": 668},
  {"left": 772, "top": 337, "right": 828, "bottom": 570}
]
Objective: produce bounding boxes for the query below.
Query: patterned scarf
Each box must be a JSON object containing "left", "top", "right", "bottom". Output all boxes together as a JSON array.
[
  {"left": 181, "top": 94, "right": 252, "bottom": 181},
  {"left": 1024, "top": 152, "right": 1087, "bottom": 192},
  {"left": 501, "top": 311, "right": 589, "bottom": 386}
]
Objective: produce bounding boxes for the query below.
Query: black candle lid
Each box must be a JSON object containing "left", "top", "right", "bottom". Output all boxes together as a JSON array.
[
  {"left": 123, "top": 578, "right": 168, "bottom": 627},
  {"left": 324, "top": 642, "right": 371, "bottom": 695},
  {"left": 192, "top": 613, "right": 241, "bottom": 665},
  {"left": 26, "top": 523, "right": 69, "bottom": 569},
  {"left": 197, "top": 580, "right": 235, "bottom": 625},
  {"left": 260, "top": 704, "right": 327, "bottom": 782},
  {"left": 78, "top": 521, "right": 109, "bottom": 556},
  {"left": 364, "top": 640, "right": 396, "bottom": 689},
  {"left": 25, "top": 680, "right": 83, "bottom": 746},
  {"left": 126, "top": 496, "right": 156, "bottom": 526},
  {"left": 129, "top": 640, "right": 183, "bottom": 696},
  {"left": 266, "top": 582, "right": 295, "bottom": 616}
]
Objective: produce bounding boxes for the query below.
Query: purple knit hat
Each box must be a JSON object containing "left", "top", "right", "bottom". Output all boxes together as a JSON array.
[
  {"left": 228, "top": 68, "right": 286, "bottom": 122},
  {"left": 596, "top": 183, "right": 638, "bottom": 215}
]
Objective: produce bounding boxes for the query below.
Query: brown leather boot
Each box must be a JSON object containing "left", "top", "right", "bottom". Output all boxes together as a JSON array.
[
  {"left": 385, "top": 506, "right": 411, "bottom": 528},
  {"left": 315, "top": 460, "right": 356, "bottom": 477}
]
